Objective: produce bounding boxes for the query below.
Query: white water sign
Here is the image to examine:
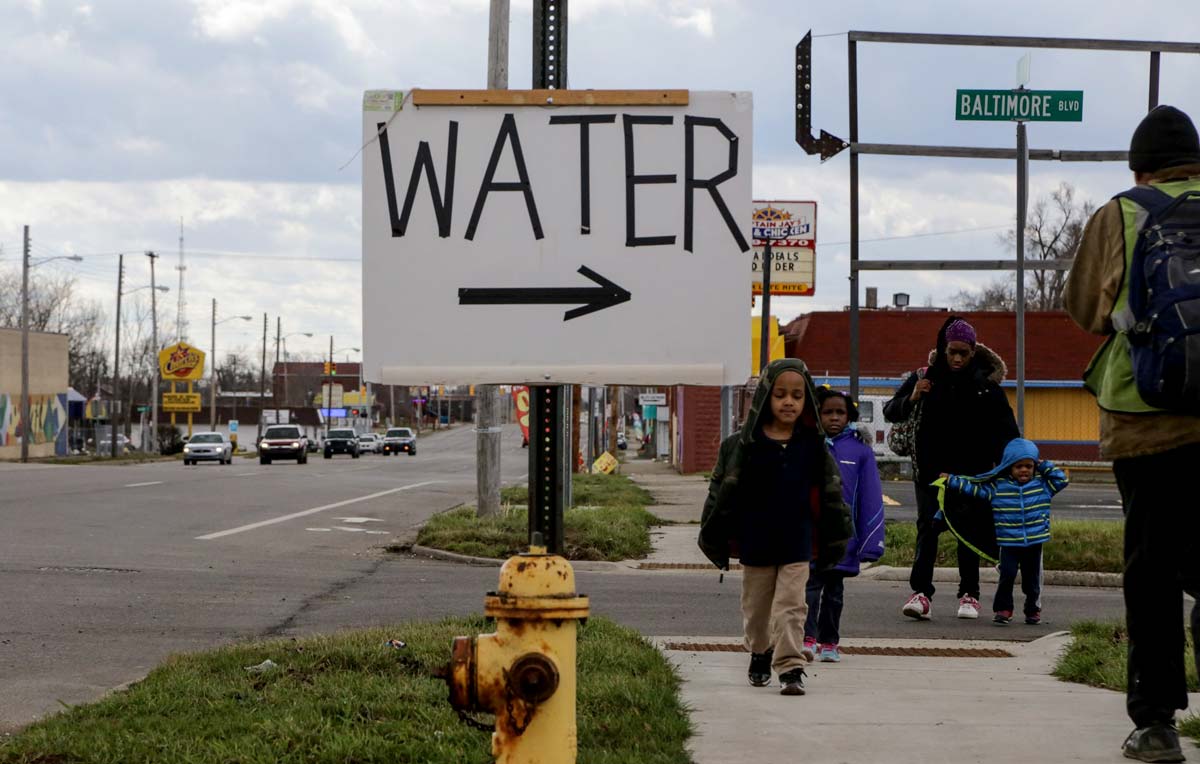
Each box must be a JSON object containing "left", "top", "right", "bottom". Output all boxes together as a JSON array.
[{"left": 361, "top": 90, "right": 753, "bottom": 386}]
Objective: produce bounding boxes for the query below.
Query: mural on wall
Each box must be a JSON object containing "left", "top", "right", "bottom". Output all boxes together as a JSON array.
[{"left": 0, "top": 393, "right": 68, "bottom": 454}]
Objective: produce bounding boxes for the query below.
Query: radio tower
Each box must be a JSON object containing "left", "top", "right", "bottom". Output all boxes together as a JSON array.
[{"left": 175, "top": 217, "right": 189, "bottom": 343}]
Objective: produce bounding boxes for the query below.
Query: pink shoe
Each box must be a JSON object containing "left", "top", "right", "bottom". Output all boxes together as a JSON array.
[
  {"left": 957, "top": 596, "right": 981, "bottom": 619},
  {"left": 902, "top": 592, "right": 932, "bottom": 620},
  {"left": 801, "top": 636, "right": 817, "bottom": 662}
]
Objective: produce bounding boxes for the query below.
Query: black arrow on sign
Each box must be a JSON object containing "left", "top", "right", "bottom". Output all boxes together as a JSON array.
[{"left": 458, "top": 265, "right": 632, "bottom": 321}]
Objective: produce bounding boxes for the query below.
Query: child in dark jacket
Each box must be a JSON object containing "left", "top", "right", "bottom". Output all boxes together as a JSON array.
[
  {"left": 803, "top": 389, "right": 886, "bottom": 663},
  {"left": 698, "top": 359, "right": 853, "bottom": 696},
  {"left": 942, "top": 438, "right": 1068, "bottom": 625}
]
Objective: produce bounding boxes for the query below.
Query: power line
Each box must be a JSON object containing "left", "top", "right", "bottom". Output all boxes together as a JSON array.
[{"left": 820, "top": 224, "right": 1010, "bottom": 248}]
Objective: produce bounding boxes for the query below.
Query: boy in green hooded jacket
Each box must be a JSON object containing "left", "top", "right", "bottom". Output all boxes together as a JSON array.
[{"left": 698, "top": 359, "right": 853, "bottom": 696}]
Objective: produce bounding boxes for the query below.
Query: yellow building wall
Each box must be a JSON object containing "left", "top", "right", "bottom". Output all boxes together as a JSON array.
[{"left": 1005, "top": 388, "right": 1099, "bottom": 441}]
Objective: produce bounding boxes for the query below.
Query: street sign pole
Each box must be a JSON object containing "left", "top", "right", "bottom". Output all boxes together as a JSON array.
[
  {"left": 1016, "top": 117, "right": 1028, "bottom": 431},
  {"left": 527, "top": 0, "right": 571, "bottom": 551},
  {"left": 758, "top": 241, "right": 772, "bottom": 375}
]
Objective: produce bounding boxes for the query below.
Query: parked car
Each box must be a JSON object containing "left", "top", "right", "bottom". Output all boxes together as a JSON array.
[
  {"left": 381, "top": 427, "right": 417, "bottom": 456},
  {"left": 305, "top": 436, "right": 320, "bottom": 453},
  {"left": 357, "top": 432, "right": 381, "bottom": 454},
  {"left": 182, "top": 432, "right": 233, "bottom": 465},
  {"left": 258, "top": 425, "right": 309, "bottom": 465},
  {"left": 324, "top": 428, "right": 360, "bottom": 459}
]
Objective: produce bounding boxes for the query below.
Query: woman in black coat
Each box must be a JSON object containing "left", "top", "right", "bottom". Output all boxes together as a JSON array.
[{"left": 883, "top": 316, "right": 1019, "bottom": 621}]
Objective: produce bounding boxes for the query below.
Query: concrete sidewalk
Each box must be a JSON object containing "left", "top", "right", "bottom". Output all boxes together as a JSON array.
[
  {"left": 625, "top": 458, "right": 1198, "bottom": 763},
  {"left": 661, "top": 632, "right": 1200, "bottom": 764}
]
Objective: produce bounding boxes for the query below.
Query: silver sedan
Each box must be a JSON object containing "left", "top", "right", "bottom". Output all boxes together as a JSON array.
[{"left": 183, "top": 432, "right": 233, "bottom": 465}]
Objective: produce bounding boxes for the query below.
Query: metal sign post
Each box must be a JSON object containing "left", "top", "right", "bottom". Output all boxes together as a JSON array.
[{"left": 795, "top": 30, "right": 1199, "bottom": 403}]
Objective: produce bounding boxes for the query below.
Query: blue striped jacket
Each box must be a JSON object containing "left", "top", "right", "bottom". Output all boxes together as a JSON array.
[{"left": 947, "top": 462, "right": 1068, "bottom": 547}]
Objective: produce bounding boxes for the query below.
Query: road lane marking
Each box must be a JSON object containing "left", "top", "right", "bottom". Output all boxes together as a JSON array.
[
  {"left": 196, "top": 481, "right": 440, "bottom": 540},
  {"left": 335, "top": 517, "right": 384, "bottom": 523},
  {"left": 882, "top": 495, "right": 900, "bottom": 506},
  {"left": 1070, "top": 504, "right": 1122, "bottom": 509},
  {"left": 235, "top": 472, "right": 259, "bottom": 477},
  {"left": 125, "top": 481, "right": 164, "bottom": 488}
]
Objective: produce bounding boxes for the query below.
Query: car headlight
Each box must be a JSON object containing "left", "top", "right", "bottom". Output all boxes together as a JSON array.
[
  {"left": 183, "top": 446, "right": 191, "bottom": 452},
  {"left": 291, "top": 442, "right": 300, "bottom": 448}
]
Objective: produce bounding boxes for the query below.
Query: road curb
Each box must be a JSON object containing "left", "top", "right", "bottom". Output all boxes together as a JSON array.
[
  {"left": 404, "top": 544, "right": 624, "bottom": 571},
  {"left": 861, "top": 564, "right": 1121, "bottom": 588}
]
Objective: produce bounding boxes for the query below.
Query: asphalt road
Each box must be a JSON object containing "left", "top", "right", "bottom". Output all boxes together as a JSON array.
[
  {"left": 879, "top": 479, "right": 1124, "bottom": 522},
  {"left": 0, "top": 426, "right": 1127, "bottom": 734}
]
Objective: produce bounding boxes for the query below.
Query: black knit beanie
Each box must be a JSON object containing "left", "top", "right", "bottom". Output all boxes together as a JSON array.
[{"left": 1129, "top": 105, "right": 1200, "bottom": 173}]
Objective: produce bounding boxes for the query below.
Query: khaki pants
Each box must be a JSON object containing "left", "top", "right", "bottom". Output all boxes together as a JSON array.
[{"left": 741, "top": 562, "right": 810, "bottom": 674}]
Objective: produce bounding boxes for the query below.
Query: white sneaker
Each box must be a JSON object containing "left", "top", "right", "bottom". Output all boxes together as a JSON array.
[
  {"left": 902, "top": 592, "right": 932, "bottom": 620},
  {"left": 957, "top": 595, "right": 981, "bottom": 619}
]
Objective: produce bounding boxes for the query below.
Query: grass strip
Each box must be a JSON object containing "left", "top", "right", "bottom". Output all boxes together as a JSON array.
[
  {"left": 1053, "top": 620, "right": 1198, "bottom": 743},
  {"left": 414, "top": 473, "right": 659, "bottom": 561},
  {"left": 877, "top": 519, "right": 1124, "bottom": 572},
  {"left": 0, "top": 616, "right": 691, "bottom": 764}
]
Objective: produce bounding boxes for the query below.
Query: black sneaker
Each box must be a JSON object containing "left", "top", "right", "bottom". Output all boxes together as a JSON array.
[
  {"left": 747, "top": 649, "right": 773, "bottom": 687},
  {"left": 778, "top": 667, "right": 806, "bottom": 696},
  {"left": 1122, "top": 723, "right": 1185, "bottom": 762}
]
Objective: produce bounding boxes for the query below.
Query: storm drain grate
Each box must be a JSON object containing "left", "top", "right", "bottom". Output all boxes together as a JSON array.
[
  {"left": 638, "top": 563, "right": 741, "bottom": 571},
  {"left": 662, "top": 642, "right": 1013, "bottom": 658}
]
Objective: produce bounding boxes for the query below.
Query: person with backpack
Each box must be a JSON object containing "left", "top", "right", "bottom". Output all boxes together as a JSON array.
[
  {"left": 802, "top": 388, "right": 886, "bottom": 663},
  {"left": 883, "top": 316, "right": 1019, "bottom": 622},
  {"left": 1064, "top": 104, "right": 1200, "bottom": 764},
  {"left": 698, "top": 359, "right": 853, "bottom": 696}
]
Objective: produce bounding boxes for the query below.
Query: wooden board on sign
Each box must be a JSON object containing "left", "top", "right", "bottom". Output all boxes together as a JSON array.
[{"left": 412, "top": 89, "right": 689, "bottom": 107}]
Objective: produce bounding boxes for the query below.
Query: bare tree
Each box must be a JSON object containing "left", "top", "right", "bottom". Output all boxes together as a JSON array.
[
  {"left": 953, "top": 182, "right": 1094, "bottom": 311},
  {"left": 217, "top": 349, "right": 259, "bottom": 392},
  {"left": 0, "top": 267, "right": 110, "bottom": 392}
]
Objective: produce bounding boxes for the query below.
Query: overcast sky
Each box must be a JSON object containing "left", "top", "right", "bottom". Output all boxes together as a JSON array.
[{"left": 3, "top": 0, "right": 1199, "bottom": 372}]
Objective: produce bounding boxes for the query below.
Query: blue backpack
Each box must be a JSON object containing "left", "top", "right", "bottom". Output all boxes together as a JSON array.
[{"left": 1115, "top": 185, "right": 1200, "bottom": 412}]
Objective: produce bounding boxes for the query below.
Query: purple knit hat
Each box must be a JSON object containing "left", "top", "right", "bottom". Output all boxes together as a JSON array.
[{"left": 944, "top": 318, "right": 977, "bottom": 347}]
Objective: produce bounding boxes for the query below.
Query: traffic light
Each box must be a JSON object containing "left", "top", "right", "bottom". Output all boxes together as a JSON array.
[
  {"left": 349, "top": 408, "right": 361, "bottom": 417},
  {"left": 331, "top": 362, "right": 338, "bottom": 376},
  {"left": 323, "top": 361, "right": 331, "bottom": 375}
]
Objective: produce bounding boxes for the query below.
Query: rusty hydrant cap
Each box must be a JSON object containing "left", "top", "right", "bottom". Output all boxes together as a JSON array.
[
  {"left": 508, "top": 653, "right": 560, "bottom": 704},
  {"left": 497, "top": 553, "right": 577, "bottom": 598}
]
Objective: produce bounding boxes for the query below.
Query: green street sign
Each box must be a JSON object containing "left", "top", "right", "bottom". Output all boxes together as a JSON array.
[{"left": 956, "top": 89, "right": 1083, "bottom": 122}]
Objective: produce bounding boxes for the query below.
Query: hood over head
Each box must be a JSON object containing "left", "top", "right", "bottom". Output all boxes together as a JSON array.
[
  {"left": 740, "top": 358, "right": 823, "bottom": 444},
  {"left": 966, "top": 437, "right": 1039, "bottom": 482}
]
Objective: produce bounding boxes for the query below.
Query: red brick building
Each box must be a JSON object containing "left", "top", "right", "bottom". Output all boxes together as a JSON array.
[{"left": 668, "top": 311, "right": 1109, "bottom": 471}]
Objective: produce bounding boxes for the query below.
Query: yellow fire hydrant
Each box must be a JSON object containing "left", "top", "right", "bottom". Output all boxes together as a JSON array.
[{"left": 445, "top": 545, "right": 589, "bottom": 763}]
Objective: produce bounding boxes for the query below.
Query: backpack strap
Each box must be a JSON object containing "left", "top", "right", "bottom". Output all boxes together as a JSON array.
[{"left": 1114, "top": 185, "right": 1176, "bottom": 220}]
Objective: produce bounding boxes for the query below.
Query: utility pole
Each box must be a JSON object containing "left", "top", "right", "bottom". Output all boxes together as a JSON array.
[
  {"left": 209, "top": 298, "right": 217, "bottom": 429},
  {"left": 19, "top": 226, "right": 31, "bottom": 463},
  {"left": 147, "top": 251, "right": 160, "bottom": 452},
  {"left": 473, "top": 0, "right": 510, "bottom": 518},
  {"left": 274, "top": 316, "right": 281, "bottom": 423},
  {"left": 326, "top": 335, "right": 333, "bottom": 437},
  {"left": 257, "top": 313, "right": 267, "bottom": 441},
  {"left": 112, "top": 255, "right": 124, "bottom": 460}
]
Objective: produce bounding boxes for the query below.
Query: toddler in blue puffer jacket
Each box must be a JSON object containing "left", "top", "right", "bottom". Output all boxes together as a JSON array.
[{"left": 942, "top": 438, "right": 1068, "bottom": 625}]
